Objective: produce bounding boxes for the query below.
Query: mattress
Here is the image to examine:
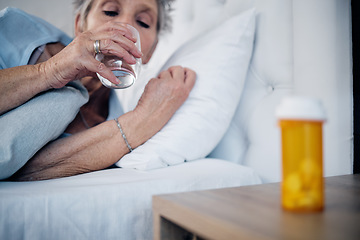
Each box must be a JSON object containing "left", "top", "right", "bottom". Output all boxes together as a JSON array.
[{"left": 0, "top": 159, "right": 261, "bottom": 240}]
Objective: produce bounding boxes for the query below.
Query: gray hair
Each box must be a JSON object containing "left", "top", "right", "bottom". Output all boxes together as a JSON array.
[{"left": 73, "top": 0, "right": 175, "bottom": 33}]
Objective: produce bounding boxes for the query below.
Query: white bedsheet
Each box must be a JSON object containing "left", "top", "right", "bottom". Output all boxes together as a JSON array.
[{"left": 0, "top": 159, "right": 261, "bottom": 240}]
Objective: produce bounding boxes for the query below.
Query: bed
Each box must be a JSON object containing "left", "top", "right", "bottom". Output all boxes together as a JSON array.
[{"left": 0, "top": 0, "right": 353, "bottom": 239}]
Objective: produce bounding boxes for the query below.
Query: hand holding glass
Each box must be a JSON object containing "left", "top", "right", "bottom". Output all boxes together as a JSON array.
[{"left": 96, "top": 24, "right": 141, "bottom": 89}]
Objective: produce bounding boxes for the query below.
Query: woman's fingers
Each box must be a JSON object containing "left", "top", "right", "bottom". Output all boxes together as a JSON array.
[
  {"left": 99, "top": 22, "right": 138, "bottom": 42},
  {"left": 168, "top": 66, "right": 185, "bottom": 81},
  {"left": 184, "top": 67, "right": 196, "bottom": 90},
  {"left": 90, "top": 22, "right": 137, "bottom": 42},
  {"left": 160, "top": 66, "right": 197, "bottom": 92},
  {"left": 96, "top": 39, "right": 137, "bottom": 65},
  {"left": 89, "top": 58, "right": 120, "bottom": 85},
  {"left": 93, "top": 33, "right": 142, "bottom": 60},
  {"left": 152, "top": 66, "right": 196, "bottom": 105},
  {"left": 91, "top": 22, "right": 142, "bottom": 59},
  {"left": 157, "top": 69, "right": 172, "bottom": 79}
]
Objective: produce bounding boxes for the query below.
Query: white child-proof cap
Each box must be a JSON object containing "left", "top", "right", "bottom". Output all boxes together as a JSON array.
[{"left": 276, "top": 96, "right": 326, "bottom": 121}]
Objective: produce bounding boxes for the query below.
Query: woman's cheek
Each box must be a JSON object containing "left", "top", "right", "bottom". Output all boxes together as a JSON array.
[{"left": 141, "top": 34, "right": 157, "bottom": 57}]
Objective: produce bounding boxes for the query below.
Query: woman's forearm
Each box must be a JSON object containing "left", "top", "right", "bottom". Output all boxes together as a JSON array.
[
  {"left": 12, "top": 112, "right": 135, "bottom": 181},
  {"left": 11, "top": 107, "right": 164, "bottom": 181},
  {"left": 0, "top": 64, "right": 51, "bottom": 114}
]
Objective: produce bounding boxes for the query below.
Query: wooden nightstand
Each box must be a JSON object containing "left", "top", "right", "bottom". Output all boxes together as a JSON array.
[{"left": 153, "top": 174, "right": 360, "bottom": 240}]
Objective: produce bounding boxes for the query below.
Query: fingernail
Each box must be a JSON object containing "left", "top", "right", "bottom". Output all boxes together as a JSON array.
[
  {"left": 135, "top": 50, "right": 143, "bottom": 58},
  {"left": 112, "top": 75, "right": 121, "bottom": 84}
]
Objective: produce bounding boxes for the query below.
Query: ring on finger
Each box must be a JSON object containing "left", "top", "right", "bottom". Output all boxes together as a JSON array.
[{"left": 94, "top": 40, "right": 101, "bottom": 55}]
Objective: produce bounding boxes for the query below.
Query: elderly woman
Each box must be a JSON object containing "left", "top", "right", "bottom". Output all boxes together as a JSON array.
[{"left": 0, "top": 0, "right": 196, "bottom": 181}]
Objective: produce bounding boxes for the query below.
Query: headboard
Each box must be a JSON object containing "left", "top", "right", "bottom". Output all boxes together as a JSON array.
[
  {"left": 0, "top": 0, "right": 353, "bottom": 182},
  {"left": 143, "top": 0, "right": 353, "bottom": 182}
]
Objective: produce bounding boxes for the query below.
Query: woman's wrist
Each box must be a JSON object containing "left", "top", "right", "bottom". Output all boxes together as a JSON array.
[
  {"left": 115, "top": 109, "right": 160, "bottom": 151},
  {"left": 38, "top": 55, "right": 66, "bottom": 89},
  {"left": 33, "top": 43, "right": 67, "bottom": 90},
  {"left": 114, "top": 118, "right": 133, "bottom": 153},
  {"left": 36, "top": 61, "right": 54, "bottom": 91}
]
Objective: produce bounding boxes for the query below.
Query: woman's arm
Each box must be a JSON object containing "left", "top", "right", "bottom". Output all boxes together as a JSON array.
[
  {"left": 0, "top": 64, "right": 51, "bottom": 114},
  {"left": 11, "top": 66, "right": 196, "bottom": 181},
  {"left": 0, "top": 22, "right": 141, "bottom": 115}
]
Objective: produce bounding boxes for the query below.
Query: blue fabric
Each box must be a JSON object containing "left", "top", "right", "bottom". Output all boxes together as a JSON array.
[
  {"left": 0, "top": 81, "right": 88, "bottom": 179},
  {"left": 0, "top": 7, "right": 89, "bottom": 179},
  {"left": 0, "top": 7, "right": 72, "bottom": 69}
]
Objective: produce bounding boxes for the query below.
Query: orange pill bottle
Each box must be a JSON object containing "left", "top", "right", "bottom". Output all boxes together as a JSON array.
[{"left": 276, "top": 96, "right": 326, "bottom": 212}]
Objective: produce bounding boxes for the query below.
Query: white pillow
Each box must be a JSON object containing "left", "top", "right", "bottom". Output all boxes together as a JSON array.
[{"left": 117, "top": 8, "right": 256, "bottom": 170}]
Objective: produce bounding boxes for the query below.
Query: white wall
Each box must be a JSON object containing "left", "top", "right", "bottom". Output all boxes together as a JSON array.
[{"left": 293, "top": 0, "right": 353, "bottom": 175}]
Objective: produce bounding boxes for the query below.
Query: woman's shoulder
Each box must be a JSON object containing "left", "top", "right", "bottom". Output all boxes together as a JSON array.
[
  {"left": 0, "top": 7, "right": 72, "bottom": 69},
  {"left": 0, "top": 6, "right": 26, "bottom": 18}
]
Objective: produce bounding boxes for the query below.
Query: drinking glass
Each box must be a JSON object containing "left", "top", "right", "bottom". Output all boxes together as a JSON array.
[{"left": 96, "top": 23, "right": 141, "bottom": 89}]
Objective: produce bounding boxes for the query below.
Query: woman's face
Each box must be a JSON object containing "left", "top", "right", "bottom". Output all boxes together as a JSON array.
[{"left": 77, "top": 0, "right": 158, "bottom": 64}]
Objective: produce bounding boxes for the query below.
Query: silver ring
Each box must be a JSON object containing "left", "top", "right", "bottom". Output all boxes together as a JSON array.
[{"left": 94, "top": 40, "right": 101, "bottom": 55}]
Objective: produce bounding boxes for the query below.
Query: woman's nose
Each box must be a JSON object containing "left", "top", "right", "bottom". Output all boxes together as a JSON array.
[{"left": 114, "top": 15, "right": 133, "bottom": 27}]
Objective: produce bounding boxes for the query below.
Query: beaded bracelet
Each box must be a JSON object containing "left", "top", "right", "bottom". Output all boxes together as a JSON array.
[{"left": 114, "top": 118, "right": 133, "bottom": 152}]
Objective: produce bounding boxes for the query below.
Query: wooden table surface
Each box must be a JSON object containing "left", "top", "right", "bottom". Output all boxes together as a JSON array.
[{"left": 153, "top": 174, "right": 360, "bottom": 240}]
